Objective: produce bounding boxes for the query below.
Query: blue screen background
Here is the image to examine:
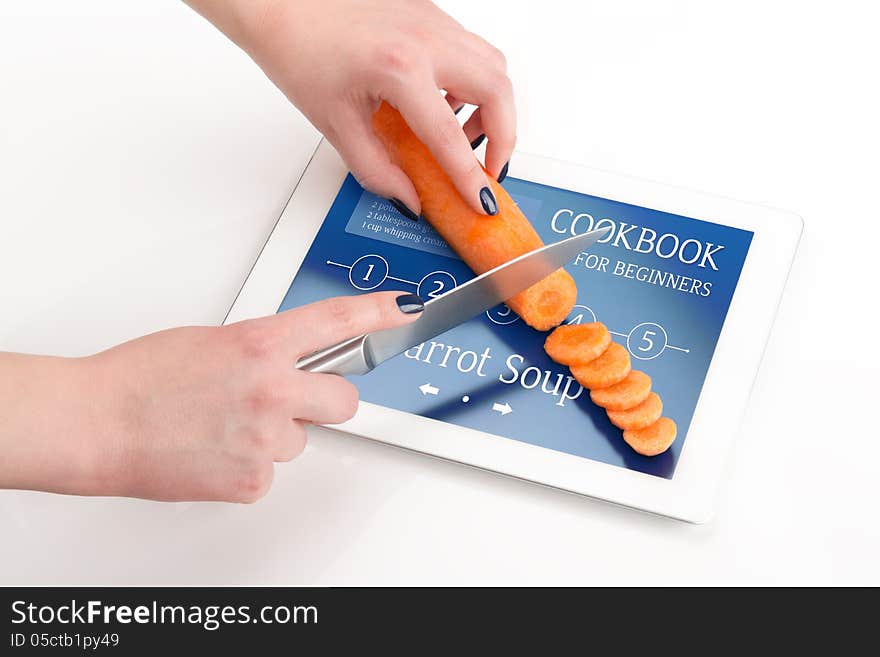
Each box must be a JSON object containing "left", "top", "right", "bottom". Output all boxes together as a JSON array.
[{"left": 278, "top": 174, "right": 752, "bottom": 478}]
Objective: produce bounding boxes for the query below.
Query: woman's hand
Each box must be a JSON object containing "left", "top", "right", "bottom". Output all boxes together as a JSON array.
[
  {"left": 186, "top": 0, "right": 516, "bottom": 218},
  {"left": 0, "top": 292, "right": 424, "bottom": 503}
]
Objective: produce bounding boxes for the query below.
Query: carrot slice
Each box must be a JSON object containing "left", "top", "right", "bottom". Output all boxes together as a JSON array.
[
  {"left": 590, "top": 370, "right": 652, "bottom": 411},
  {"left": 372, "top": 102, "right": 576, "bottom": 331},
  {"left": 570, "top": 342, "right": 631, "bottom": 389},
  {"left": 544, "top": 323, "right": 612, "bottom": 366},
  {"left": 606, "top": 392, "right": 663, "bottom": 430},
  {"left": 622, "top": 417, "right": 677, "bottom": 456}
]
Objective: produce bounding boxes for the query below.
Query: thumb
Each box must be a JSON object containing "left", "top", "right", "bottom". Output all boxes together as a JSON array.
[{"left": 331, "top": 110, "right": 422, "bottom": 220}]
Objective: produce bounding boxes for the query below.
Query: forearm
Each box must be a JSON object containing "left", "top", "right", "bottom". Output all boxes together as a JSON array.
[{"left": 0, "top": 353, "right": 108, "bottom": 496}]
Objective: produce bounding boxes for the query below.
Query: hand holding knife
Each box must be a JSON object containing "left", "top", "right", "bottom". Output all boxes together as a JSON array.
[{"left": 297, "top": 227, "right": 609, "bottom": 376}]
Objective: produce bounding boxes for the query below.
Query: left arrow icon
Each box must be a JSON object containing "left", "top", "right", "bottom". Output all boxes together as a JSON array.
[{"left": 419, "top": 383, "right": 439, "bottom": 396}]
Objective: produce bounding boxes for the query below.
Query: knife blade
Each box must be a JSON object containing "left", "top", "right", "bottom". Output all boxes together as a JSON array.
[{"left": 297, "top": 225, "right": 609, "bottom": 375}]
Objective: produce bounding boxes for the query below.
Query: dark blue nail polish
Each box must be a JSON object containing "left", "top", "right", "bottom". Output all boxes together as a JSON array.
[
  {"left": 389, "top": 197, "right": 419, "bottom": 221},
  {"left": 470, "top": 134, "right": 486, "bottom": 150},
  {"left": 497, "top": 161, "right": 509, "bottom": 184},
  {"left": 479, "top": 186, "right": 498, "bottom": 215},
  {"left": 396, "top": 293, "right": 425, "bottom": 314}
]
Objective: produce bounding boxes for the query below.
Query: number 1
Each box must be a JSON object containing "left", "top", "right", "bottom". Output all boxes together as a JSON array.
[{"left": 363, "top": 264, "right": 374, "bottom": 281}]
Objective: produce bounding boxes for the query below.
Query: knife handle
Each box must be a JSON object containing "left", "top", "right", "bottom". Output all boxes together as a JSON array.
[{"left": 296, "top": 334, "right": 373, "bottom": 376}]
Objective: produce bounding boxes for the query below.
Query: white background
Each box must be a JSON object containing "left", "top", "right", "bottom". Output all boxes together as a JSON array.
[{"left": 1, "top": 0, "right": 877, "bottom": 585}]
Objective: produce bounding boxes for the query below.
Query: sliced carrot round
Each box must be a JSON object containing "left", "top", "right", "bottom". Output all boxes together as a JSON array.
[
  {"left": 570, "top": 342, "right": 631, "bottom": 389},
  {"left": 606, "top": 392, "right": 662, "bottom": 430},
  {"left": 590, "top": 370, "right": 652, "bottom": 411},
  {"left": 543, "top": 322, "right": 612, "bottom": 366},
  {"left": 622, "top": 416, "right": 677, "bottom": 456},
  {"left": 509, "top": 269, "right": 578, "bottom": 332}
]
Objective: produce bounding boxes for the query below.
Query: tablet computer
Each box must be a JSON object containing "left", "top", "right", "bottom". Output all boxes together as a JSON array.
[{"left": 225, "top": 140, "right": 801, "bottom": 522}]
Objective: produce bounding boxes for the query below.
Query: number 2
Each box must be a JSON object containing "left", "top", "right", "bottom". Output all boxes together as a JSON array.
[{"left": 428, "top": 280, "right": 445, "bottom": 298}]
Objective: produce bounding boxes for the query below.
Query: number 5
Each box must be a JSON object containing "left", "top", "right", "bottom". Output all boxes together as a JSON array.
[{"left": 638, "top": 330, "right": 656, "bottom": 352}]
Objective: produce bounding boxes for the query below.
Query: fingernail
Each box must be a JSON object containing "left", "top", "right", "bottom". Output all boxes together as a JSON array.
[
  {"left": 470, "top": 134, "right": 486, "bottom": 150},
  {"left": 396, "top": 293, "right": 425, "bottom": 314},
  {"left": 497, "top": 161, "right": 509, "bottom": 184},
  {"left": 479, "top": 186, "right": 498, "bottom": 215},
  {"left": 389, "top": 197, "right": 419, "bottom": 222},
  {"left": 454, "top": 105, "right": 464, "bottom": 115}
]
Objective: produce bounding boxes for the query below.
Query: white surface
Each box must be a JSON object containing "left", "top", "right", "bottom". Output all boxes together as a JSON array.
[
  {"left": 1, "top": 0, "right": 878, "bottom": 584},
  {"left": 228, "top": 140, "right": 801, "bottom": 523}
]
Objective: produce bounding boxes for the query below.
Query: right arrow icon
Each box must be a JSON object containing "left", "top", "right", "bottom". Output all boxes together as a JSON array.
[{"left": 492, "top": 402, "right": 513, "bottom": 416}]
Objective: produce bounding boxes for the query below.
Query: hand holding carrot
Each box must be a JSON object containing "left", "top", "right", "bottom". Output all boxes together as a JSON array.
[
  {"left": 1, "top": 1, "right": 519, "bottom": 503},
  {"left": 186, "top": 0, "right": 516, "bottom": 218}
]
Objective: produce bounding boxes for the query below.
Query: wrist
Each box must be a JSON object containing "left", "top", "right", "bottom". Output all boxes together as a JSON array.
[
  {"left": 185, "top": 0, "right": 280, "bottom": 56},
  {"left": 70, "top": 354, "right": 133, "bottom": 498}
]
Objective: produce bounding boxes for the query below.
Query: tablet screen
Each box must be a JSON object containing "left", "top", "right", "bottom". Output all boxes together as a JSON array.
[{"left": 278, "top": 174, "right": 752, "bottom": 478}]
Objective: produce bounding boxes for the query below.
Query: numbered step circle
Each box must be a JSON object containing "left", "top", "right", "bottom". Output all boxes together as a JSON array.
[
  {"left": 626, "top": 322, "right": 669, "bottom": 360},
  {"left": 564, "top": 304, "right": 597, "bottom": 325},
  {"left": 418, "top": 270, "right": 457, "bottom": 300},
  {"left": 349, "top": 254, "right": 389, "bottom": 291},
  {"left": 486, "top": 303, "right": 519, "bottom": 325}
]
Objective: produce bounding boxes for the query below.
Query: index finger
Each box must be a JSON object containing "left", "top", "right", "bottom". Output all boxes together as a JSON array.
[
  {"left": 389, "top": 84, "right": 498, "bottom": 216},
  {"left": 275, "top": 291, "right": 424, "bottom": 357},
  {"left": 437, "top": 48, "right": 516, "bottom": 179}
]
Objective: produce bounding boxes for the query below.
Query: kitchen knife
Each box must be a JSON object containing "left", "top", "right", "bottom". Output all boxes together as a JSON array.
[{"left": 297, "top": 226, "right": 609, "bottom": 376}]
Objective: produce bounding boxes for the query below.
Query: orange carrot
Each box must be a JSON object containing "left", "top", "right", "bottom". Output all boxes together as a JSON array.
[
  {"left": 541, "top": 317, "right": 675, "bottom": 454},
  {"left": 606, "top": 392, "right": 663, "bottom": 431},
  {"left": 544, "top": 323, "right": 612, "bottom": 366},
  {"left": 622, "top": 417, "right": 677, "bottom": 457},
  {"left": 372, "top": 101, "right": 577, "bottom": 331},
  {"left": 590, "top": 370, "right": 652, "bottom": 411},
  {"left": 569, "top": 342, "right": 631, "bottom": 389}
]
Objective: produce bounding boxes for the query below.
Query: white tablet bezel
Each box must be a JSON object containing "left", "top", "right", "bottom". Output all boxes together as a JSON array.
[{"left": 225, "top": 139, "right": 802, "bottom": 523}]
